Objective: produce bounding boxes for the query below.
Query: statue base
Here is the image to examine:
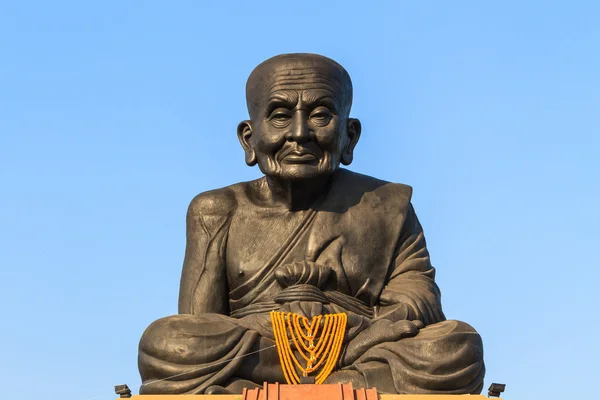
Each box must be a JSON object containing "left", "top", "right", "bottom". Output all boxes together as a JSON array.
[{"left": 123, "top": 382, "right": 494, "bottom": 400}]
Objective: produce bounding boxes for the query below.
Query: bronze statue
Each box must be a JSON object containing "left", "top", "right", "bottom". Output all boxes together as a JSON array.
[{"left": 137, "top": 53, "right": 485, "bottom": 395}]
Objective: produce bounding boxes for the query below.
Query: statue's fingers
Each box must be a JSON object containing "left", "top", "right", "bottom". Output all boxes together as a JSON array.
[
  {"left": 278, "top": 303, "right": 291, "bottom": 314},
  {"left": 391, "top": 320, "right": 420, "bottom": 338},
  {"left": 346, "top": 312, "right": 362, "bottom": 327},
  {"left": 289, "top": 301, "right": 307, "bottom": 318},
  {"left": 412, "top": 320, "right": 425, "bottom": 329},
  {"left": 305, "top": 301, "right": 323, "bottom": 319}
]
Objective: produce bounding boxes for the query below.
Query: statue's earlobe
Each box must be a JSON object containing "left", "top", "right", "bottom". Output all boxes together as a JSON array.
[
  {"left": 237, "top": 120, "right": 257, "bottom": 166},
  {"left": 341, "top": 118, "right": 361, "bottom": 166}
]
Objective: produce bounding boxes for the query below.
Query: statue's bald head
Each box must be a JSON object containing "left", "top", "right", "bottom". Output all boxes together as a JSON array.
[
  {"left": 238, "top": 53, "right": 362, "bottom": 180},
  {"left": 245, "top": 53, "right": 353, "bottom": 119}
]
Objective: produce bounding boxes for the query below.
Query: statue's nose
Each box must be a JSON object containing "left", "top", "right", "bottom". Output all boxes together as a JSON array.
[{"left": 286, "top": 113, "right": 311, "bottom": 143}]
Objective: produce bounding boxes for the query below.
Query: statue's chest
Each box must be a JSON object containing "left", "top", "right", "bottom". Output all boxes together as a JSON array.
[{"left": 225, "top": 209, "right": 307, "bottom": 288}]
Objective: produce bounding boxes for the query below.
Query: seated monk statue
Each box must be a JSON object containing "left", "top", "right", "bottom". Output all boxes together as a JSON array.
[{"left": 138, "top": 53, "right": 485, "bottom": 395}]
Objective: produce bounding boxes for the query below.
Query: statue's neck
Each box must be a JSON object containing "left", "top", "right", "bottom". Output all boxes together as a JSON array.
[{"left": 262, "top": 174, "right": 331, "bottom": 211}]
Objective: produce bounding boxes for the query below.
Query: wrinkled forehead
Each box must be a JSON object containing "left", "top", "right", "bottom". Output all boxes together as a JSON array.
[{"left": 246, "top": 56, "right": 352, "bottom": 117}]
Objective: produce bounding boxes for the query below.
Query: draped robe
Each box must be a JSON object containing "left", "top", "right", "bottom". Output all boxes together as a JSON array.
[{"left": 138, "top": 169, "right": 485, "bottom": 394}]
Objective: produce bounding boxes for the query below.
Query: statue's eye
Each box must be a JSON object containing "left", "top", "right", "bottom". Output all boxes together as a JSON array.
[
  {"left": 269, "top": 109, "right": 292, "bottom": 128},
  {"left": 310, "top": 108, "right": 333, "bottom": 126}
]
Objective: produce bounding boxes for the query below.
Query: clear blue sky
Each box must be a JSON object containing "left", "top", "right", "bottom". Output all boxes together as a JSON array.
[{"left": 1, "top": 1, "right": 598, "bottom": 399}]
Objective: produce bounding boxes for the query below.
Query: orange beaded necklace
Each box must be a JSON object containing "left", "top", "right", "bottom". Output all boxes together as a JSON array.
[{"left": 270, "top": 311, "right": 347, "bottom": 384}]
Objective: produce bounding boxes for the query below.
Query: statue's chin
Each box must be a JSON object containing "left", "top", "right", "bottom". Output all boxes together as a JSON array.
[{"left": 264, "top": 165, "right": 336, "bottom": 182}]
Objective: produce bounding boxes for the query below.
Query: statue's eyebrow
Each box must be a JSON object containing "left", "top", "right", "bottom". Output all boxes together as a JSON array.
[
  {"left": 265, "top": 91, "right": 298, "bottom": 114},
  {"left": 302, "top": 91, "right": 338, "bottom": 113}
]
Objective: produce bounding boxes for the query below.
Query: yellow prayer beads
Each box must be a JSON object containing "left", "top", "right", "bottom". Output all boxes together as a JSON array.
[{"left": 270, "top": 311, "right": 347, "bottom": 384}]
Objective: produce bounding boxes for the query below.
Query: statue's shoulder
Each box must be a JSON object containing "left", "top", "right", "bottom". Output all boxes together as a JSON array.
[
  {"left": 336, "top": 169, "right": 413, "bottom": 204},
  {"left": 187, "top": 183, "right": 243, "bottom": 217}
]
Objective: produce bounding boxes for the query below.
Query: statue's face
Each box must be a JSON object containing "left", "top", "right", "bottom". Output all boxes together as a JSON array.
[{"left": 239, "top": 59, "right": 360, "bottom": 181}]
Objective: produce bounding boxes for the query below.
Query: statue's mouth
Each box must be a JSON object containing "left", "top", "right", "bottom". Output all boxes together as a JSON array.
[{"left": 281, "top": 151, "right": 318, "bottom": 164}]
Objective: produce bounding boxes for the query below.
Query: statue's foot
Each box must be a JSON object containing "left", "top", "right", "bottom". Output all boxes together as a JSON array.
[
  {"left": 206, "top": 379, "right": 261, "bottom": 394},
  {"left": 323, "top": 370, "right": 367, "bottom": 388}
]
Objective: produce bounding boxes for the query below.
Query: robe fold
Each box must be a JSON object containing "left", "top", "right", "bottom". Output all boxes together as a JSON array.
[{"left": 138, "top": 169, "right": 485, "bottom": 394}]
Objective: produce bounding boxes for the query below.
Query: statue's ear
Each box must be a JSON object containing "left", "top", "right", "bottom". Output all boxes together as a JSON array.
[
  {"left": 237, "top": 120, "right": 257, "bottom": 166},
  {"left": 341, "top": 118, "right": 361, "bottom": 166}
]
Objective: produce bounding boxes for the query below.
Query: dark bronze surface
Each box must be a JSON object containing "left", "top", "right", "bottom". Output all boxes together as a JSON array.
[{"left": 137, "top": 53, "right": 485, "bottom": 395}]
